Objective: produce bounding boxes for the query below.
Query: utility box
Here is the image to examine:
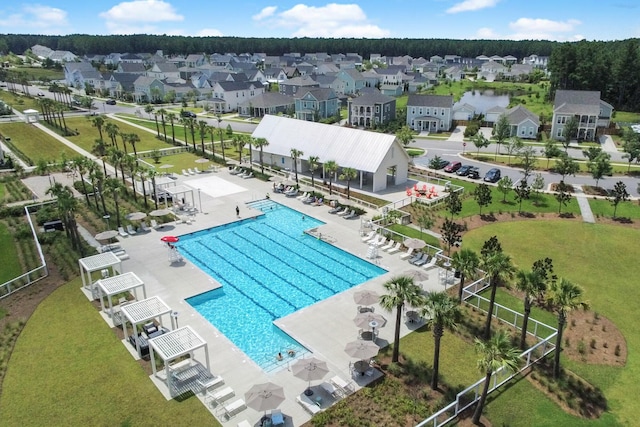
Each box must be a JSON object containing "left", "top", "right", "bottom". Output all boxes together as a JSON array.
[{"left": 43, "top": 220, "right": 64, "bottom": 232}]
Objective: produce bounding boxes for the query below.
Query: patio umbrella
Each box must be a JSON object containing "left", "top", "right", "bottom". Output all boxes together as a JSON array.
[
  {"left": 353, "top": 312, "right": 386, "bottom": 329},
  {"left": 353, "top": 289, "right": 379, "bottom": 306},
  {"left": 94, "top": 230, "right": 119, "bottom": 240},
  {"left": 149, "top": 208, "right": 173, "bottom": 217},
  {"left": 245, "top": 382, "right": 285, "bottom": 414},
  {"left": 402, "top": 269, "right": 430, "bottom": 282},
  {"left": 280, "top": 178, "right": 296, "bottom": 186},
  {"left": 344, "top": 340, "right": 380, "bottom": 360},
  {"left": 404, "top": 238, "right": 427, "bottom": 250},
  {"left": 338, "top": 196, "right": 354, "bottom": 206},
  {"left": 125, "top": 211, "right": 147, "bottom": 221},
  {"left": 291, "top": 357, "right": 330, "bottom": 396},
  {"left": 195, "top": 158, "right": 210, "bottom": 163}
]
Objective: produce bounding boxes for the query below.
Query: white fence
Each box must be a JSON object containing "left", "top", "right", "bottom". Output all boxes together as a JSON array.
[
  {"left": 0, "top": 203, "right": 49, "bottom": 299},
  {"left": 415, "top": 279, "right": 557, "bottom": 427}
]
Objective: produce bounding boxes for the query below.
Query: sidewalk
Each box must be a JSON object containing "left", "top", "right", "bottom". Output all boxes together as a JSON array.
[{"left": 572, "top": 185, "right": 595, "bottom": 223}]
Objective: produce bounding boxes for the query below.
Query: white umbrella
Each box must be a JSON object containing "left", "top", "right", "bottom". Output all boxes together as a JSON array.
[
  {"left": 291, "top": 357, "right": 329, "bottom": 396},
  {"left": 245, "top": 382, "right": 285, "bottom": 414},
  {"left": 149, "top": 208, "right": 173, "bottom": 217},
  {"left": 404, "top": 238, "right": 427, "bottom": 250},
  {"left": 95, "top": 230, "right": 119, "bottom": 240},
  {"left": 353, "top": 289, "right": 379, "bottom": 306},
  {"left": 125, "top": 211, "right": 147, "bottom": 221},
  {"left": 353, "top": 312, "right": 386, "bottom": 329},
  {"left": 344, "top": 340, "right": 379, "bottom": 359},
  {"left": 403, "top": 269, "right": 430, "bottom": 282},
  {"left": 338, "top": 196, "right": 354, "bottom": 206}
]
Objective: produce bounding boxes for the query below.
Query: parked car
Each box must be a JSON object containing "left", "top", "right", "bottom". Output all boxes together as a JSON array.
[
  {"left": 37, "top": 92, "right": 45, "bottom": 97},
  {"left": 181, "top": 110, "right": 196, "bottom": 118},
  {"left": 467, "top": 167, "right": 481, "bottom": 179},
  {"left": 456, "top": 164, "right": 473, "bottom": 176},
  {"left": 444, "top": 161, "right": 462, "bottom": 173},
  {"left": 105, "top": 99, "right": 116, "bottom": 105},
  {"left": 484, "top": 168, "right": 502, "bottom": 183},
  {"left": 430, "top": 158, "right": 450, "bottom": 170}
]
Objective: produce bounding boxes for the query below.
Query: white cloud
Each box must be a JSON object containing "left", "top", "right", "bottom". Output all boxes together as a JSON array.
[
  {"left": 446, "top": 0, "right": 500, "bottom": 14},
  {"left": 0, "top": 5, "right": 69, "bottom": 34},
  {"left": 474, "top": 17, "right": 583, "bottom": 41},
  {"left": 195, "top": 28, "right": 224, "bottom": 37},
  {"left": 261, "top": 3, "right": 389, "bottom": 38},
  {"left": 253, "top": 6, "right": 277, "bottom": 21},
  {"left": 100, "top": 0, "right": 183, "bottom": 34}
]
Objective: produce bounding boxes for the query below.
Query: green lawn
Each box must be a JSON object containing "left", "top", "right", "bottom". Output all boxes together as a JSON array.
[
  {"left": 144, "top": 151, "right": 211, "bottom": 175},
  {"left": 0, "top": 277, "right": 219, "bottom": 427},
  {"left": 0, "top": 122, "right": 78, "bottom": 165},
  {"left": 0, "top": 182, "right": 5, "bottom": 202},
  {"left": 463, "top": 221, "right": 638, "bottom": 426},
  {"left": 0, "top": 91, "right": 41, "bottom": 112},
  {"left": 589, "top": 197, "right": 640, "bottom": 220},
  {"left": 0, "top": 222, "right": 22, "bottom": 284}
]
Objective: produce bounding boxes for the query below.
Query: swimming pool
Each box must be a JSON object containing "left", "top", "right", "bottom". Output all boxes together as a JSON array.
[{"left": 181, "top": 199, "right": 386, "bottom": 371}]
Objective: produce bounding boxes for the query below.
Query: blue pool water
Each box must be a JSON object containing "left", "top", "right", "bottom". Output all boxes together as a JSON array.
[{"left": 182, "top": 200, "right": 386, "bottom": 371}]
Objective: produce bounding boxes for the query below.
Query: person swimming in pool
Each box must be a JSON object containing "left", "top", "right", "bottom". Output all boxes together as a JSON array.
[
  {"left": 287, "top": 349, "right": 296, "bottom": 357},
  {"left": 276, "top": 352, "right": 283, "bottom": 361}
]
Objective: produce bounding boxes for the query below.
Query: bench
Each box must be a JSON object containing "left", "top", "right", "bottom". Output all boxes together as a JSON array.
[{"left": 223, "top": 398, "right": 246, "bottom": 419}]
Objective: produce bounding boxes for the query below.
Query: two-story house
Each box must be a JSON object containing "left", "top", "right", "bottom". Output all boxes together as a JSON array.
[
  {"left": 279, "top": 75, "right": 319, "bottom": 97},
  {"left": 348, "top": 91, "right": 396, "bottom": 128},
  {"left": 294, "top": 88, "right": 339, "bottom": 121},
  {"left": 406, "top": 94, "right": 453, "bottom": 133},
  {"left": 551, "top": 90, "right": 613, "bottom": 142},
  {"left": 211, "top": 81, "right": 265, "bottom": 113},
  {"left": 335, "top": 69, "right": 367, "bottom": 95}
]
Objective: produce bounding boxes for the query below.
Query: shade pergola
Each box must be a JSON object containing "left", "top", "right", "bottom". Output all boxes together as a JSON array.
[
  {"left": 149, "top": 326, "right": 211, "bottom": 397},
  {"left": 96, "top": 271, "right": 146, "bottom": 317},
  {"left": 78, "top": 252, "right": 122, "bottom": 299},
  {"left": 163, "top": 184, "right": 195, "bottom": 208},
  {"left": 121, "top": 296, "right": 174, "bottom": 358}
]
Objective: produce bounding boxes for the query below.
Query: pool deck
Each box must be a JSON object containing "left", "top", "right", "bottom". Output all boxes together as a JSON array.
[{"left": 110, "top": 168, "right": 455, "bottom": 426}]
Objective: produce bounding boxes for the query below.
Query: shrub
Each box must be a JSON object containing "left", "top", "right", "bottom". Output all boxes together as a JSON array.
[
  {"left": 577, "top": 340, "right": 586, "bottom": 355},
  {"left": 615, "top": 344, "right": 621, "bottom": 356}
]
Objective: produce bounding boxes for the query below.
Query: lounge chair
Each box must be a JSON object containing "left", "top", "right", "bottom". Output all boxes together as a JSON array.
[
  {"left": 237, "top": 421, "right": 251, "bottom": 427},
  {"left": 242, "top": 172, "right": 254, "bottom": 179},
  {"left": 366, "top": 234, "right": 381, "bottom": 245},
  {"left": 296, "top": 192, "right": 308, "bottom": 200},
  {"left": 313, "top": 198, "right": 324, "bottom": 206},
  {"left": 380, "top": 239, "right": 395, "bottom": 251},
  {"left": 194, "top": 167, "right": 201, "bottom": 174},
  {"left": 187, "top": 168, "right": 196, "bottom": 175},
  {"left": 126, "top": 224, "right": 137, "bottom": 236},
  {"left": 285, "top": 189, "right": 299, "bottom": 197},
  {"left": 320, "top": 381, "right": 340, "bottom": 398},
  {"left": 297, "top": 394, "right": 321, "bottom": 414},
  {"left": 197, "top": 376, "right": 225, "bottom": 394},
  {"left": 337, "top": 207, "right": 350, "bottom": 216},
  {"left": 140, "top": 221, "right": 150, "bottom": 232},
  {"left": 422, "top": 256, "right": 438, "bottom": 270},
  {"left": 222, "top": 398, "right": 246, "bottom": 419},
  {"left": 329, "top": 375, "right": 355, "bottom": 396},
  {"left": 208, "top": 386, "right": 235, "bottom": 406},
  {"left": 118, "top": 226, "right": 129, "bottom": 238},
  {"left": 328, "top": 205, "right": 342, "bottom": 214},
  {"left": 386, "top": 242, "right": 402, "bottom": 254},
  {"left": 361, "top": 231, "right": 376, "bottom": 242},
  {"left": 182, "top": 169, "right": 189, "bottom": 177},
  {"left": 229, "top": 166, "right": 241, "bottom": 175},
  {"left": 150, "top": 219, "right": 162, "bottom": 230},
  {"left": 399, "top": 247, "right": 415, "bottom": 260},
  {"left": 303, "top": 196, "right": 316, "bottom": 204},
  {"left": 414, "top": 253, "right": 431, "bottom": 267},
  {"left": 374, "top": 237, "right": 388, "bottom": 247},
  {"left": 343, "top": 210, "right": 357, "bottom": 219}
]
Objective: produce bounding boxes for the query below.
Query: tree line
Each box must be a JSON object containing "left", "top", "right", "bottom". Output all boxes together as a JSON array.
[{"left": 0, "top": 34, "right": 557, "bottom": 59}]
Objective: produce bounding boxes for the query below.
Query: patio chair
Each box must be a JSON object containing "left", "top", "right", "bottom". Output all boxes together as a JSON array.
[
  {"left": 187, "top": 168, "right": 196, "bottom": 175},
  {"left": 207, "top": 386, "right": 235, "bottom": 407},
  {"left": 414, "top": 253, "right": 431, "bottom": 267},
  {"left": 296, "top": 192, "right": 309, "bottom": 200},
  {"left": 242, "top": 172, "right": 254, "bottom": 179},
  {"left": 399, "top": 247, "right": 415, "bottom": 260},
  {"left": 328, "top": 205, "right": 342, "bottom": 214},
  {"left": 140, "top": 221, "right": 150, "bottom": 232},
  {"left": 337, "top": 207, "right": 349, "bottom": 216},
  {"left": 270, "top": 409, "right": 285, "bottom": 426},
  {"left": 423, "top": 256, "right": 438, "bottom": 270},
  {"left": 126, "top": 224, "right": 137, "bottom": 236},
  {"left": 386, "top": 242, "right": 402, "bottom": 254},
  {"left": 313, "top": 198, "right": 324, "bottom": 206},
  {"left": 237, "top": 170, "right": 248, "bottom": 178},
  {"left": 150, "top": 219, "right": 162, "bottom": 230},
  {"left": 343, "top": 210, "right": 357, "bottom": 219},
  {"left": 222, "top": 398, "right": 246, "bottom": 419},
  {"left": 374, "top": 237, "right": 388, "bottom": 248},
  {"left": 361, "top": 231, "right": 376, "bottom": 242},
  {"left": 320, "top": 381, "right": 340, "bottom": 398},
  {"left": 380, "top": 239, "right": 395, "bottom": 251},
  {"left": 118, "top": 226, "right": 129, "bottom": 238},
  {"left": 237, "top": 421, "right": 251, "bottom": 427},
  {"left": 296, "top": 394, "right": 321, "bottom": 414},
  {"left": 182, "top": 169, "right": 189, "bottom": 177},
  {"left": 285, "top": 189, "right": 299, "bottom": 197},
  {"left": 194, "top": 167, "right": 202, "bottom": 174}
]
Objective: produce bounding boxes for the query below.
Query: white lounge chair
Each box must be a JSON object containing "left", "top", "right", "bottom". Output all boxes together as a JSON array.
[
  {"left": 140, "top": 221, "right": 150, "bottom": 232},
  {"left": 222, "top": 398, "right": 246, "bottom": 419},
  {"left": 194, "top": 167, "right": 202, "bottom": 174},
  {"left": 336, "top": 207, "right": 349, "bottom": 216},
  {"left": 118, "top": 226, "right": 129, "bottom": 238},
  {"left": 399, "top": 247, "right": 415, "bottom": 260},
  {"left": 361, "top": 231, "right": 376, "bottom": 242},
  {"left": 207, "top": 386, "right": 234, "bottom": 407},
  {"left": 229, "top": 166, "right": 241, "bottom": 175},
  {"left": 285, "top": 189, "right": 299, "bottom": 197},
  {"left": 182, "top": 169, "right": 189, "bottom": 177},
  {"left": 241, "top": 172, "right": 253, "bottom": 179},
  {"left": 150, "top": 219, "right": 162, "bottom": 230},
  {"left": 366, "top": 234, "right": 381, "bottom": 245},
  {"left": 126, "top": 224, "right": 137, "bottom": 236},
  {"left": 296, "top": 192, "right": 308, "bottom": 200},
  {"left": 374, "top": 237, "right": 388, "bottom": 248},
  {"left": 328, "top": 205, "right": 342, "bottom": 214},
  {"left": 343, "top": 210, "right": 357, "bottom": 219},
  {"left": 329, "top": 375, "right": 354, "bottom": 396},
  {"left": 297, "top": 394, "right": 321, "bottom": 414},
  {"left": 386, "top": 242, "right": 402, "bottom": 254},
  {"left": 188, "top": 168, "right": 196, "bottom": 175},
  {"left": 423, "top": 257, "right": 438, "bottom": 270},
  {"left": 380, "top": 239, "right": 395, "bottom": 251}
]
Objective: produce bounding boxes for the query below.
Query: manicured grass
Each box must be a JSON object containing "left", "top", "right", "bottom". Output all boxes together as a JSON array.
[
  {"left": 612, "top": 111, "right": 640, "bottom": 124},
  {"left": 0, "top": 277, "right": 219, "bottom": 427},
  {"left": 0, "top": 182, "right": 5, "bottom": 202},
  {"left": 143, "top": 151, "right": 210, "bottom": 175},
  {"left": 477, "top": 287, "right": 557, "bottom": 330},
  {"left": 463, "top": 221, "right": 640, "bottom": 426},
  {"left": 0, "top": 222, "right": 22, "bottom": 284},
  {"left": 588, "top": 197, "right": 640, "bottom": 220},
  {"left": 0, "top": 122, "right": 78, "bottom": 164},
  {"left": 387, "top": 223, "right": 441, "bottom": 248},
  {"left": 64, "top": 116, "right": 171, "bottom": 154},
  {"left": 0, "top": 91, "right": 41, "bottom": 112}
]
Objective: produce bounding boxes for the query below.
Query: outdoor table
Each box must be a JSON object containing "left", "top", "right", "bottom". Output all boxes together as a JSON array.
[
  {"left": 360, "top": 331, "right": 374, "bottom": 341},
  {"left": 406, "top": 310, "right": 420, "bottom": 323},
  {"left": 354, "top": 360, "right": 369, "bottom": 375}
]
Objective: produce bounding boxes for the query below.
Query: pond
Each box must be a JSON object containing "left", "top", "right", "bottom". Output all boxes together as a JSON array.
[{"left": 455, "top": 90, "right": 510, "bottom": 115}]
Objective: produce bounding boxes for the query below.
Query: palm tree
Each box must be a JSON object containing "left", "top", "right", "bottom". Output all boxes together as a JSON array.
[
  {"left": 105, "top": 122, "right": 120, "bottom": 149},
  {"left": 246, "top": 136, "right": 254, "bottom": 170},
  {"left": 451, "top": 249, "right": 480, "bottom": 303},
  {"left": 138, "top": 168, "right": 149, "bottom": 209},
  {"left": 86, "top": 161, "right": 101, "bottom": 211},
  {"left": 46, "top": 183, "right": 83, "bottom": 253},
  {"left": 157, "top": 108, "right": 167, "bottom": 141},
  {"left": 515, "top": 269, "right": 546, "bottom": 350},
  {"left": 379, "top": 275, "right": 423, "bottom": 363},
  {"left": 123, "top": 155, "right": 137, "bottom": 200},
  {"left": 104, "top": 177, "right": 122, "bottom": 228},
  {"left": 472, "top": 331, "right": 521, "bottom": 425},
  {"left": 253, "top": 137, "right": 269, "bottom": 174},
  {"left": 339, "top": 167, "right": 357, "bottom": 199},
  {"left": 420, "top": 292, "right": 460, "bottom": 390},
  {"left": 308, "top": 155, "right": 320, "bottom": 188},
  {"left": 90, "top": 115, "right": 105, "bottom": 141},
  {"left": 233, "top": 134, "right": 245, "bottom": 162},
  {"left": 72, "top": 156, "right": 91, "bottom": 206},
  {"left": 207, "top": 125, "right": 217, "bottom": 160},
  {"left": 481, "top": 250, "right": 516, "bottom": 339},
  {"left": 146, "top": 168, "right": 159, "bottom": 209},
  {"left": 324, "top": 160, "right": 339, "bottom": 195},
  {"left": 127, "top": 133, "right": 141, "bottom": 159},
  {"left": 166, "top": 112, "right": 177, "bottom": 145},
  {"left": 107, "top": 146, "right": 124, "bottom": 179},
  {"left": 197, "top": 120, "right": 208, "bottom": 155},
  {"left": 144, "top": 103, "right": 154, "bottom": 119},
  {"left": 547, "top": 278, "right": 589, "bottom": 378},
  {"left": 92, "top": 138, "right": 109, "bottom": 176},
  {"left": 290, "top": 148, "right": 304, "bottom": 184}
]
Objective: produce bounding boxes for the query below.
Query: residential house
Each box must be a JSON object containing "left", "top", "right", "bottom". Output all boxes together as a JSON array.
[
  {"left": 108, "top": 73, "right": 139, "bottom": 98},
  {"left": 147, "top": 62, "right": 180, "bottom": 80},
  {"left": 444, "top": 66, "right": 465, "bottom": 81},
  {"left": 379, "top": 84, "right": 403, "bottom": 97},
  {"left": 294, "top": 88, "right": 339, "bottom": 121},
  {"left": 372, "top": 68, "right": 405, "bottom": 86},
  {"left": 132, "top": 76, "right": 165, "bottom": 103},
  {"left": 31, "top": 44, "right": 53, "bottom": 59},
  {"left": 551, "top": 90, "right": 613, "bottom": 142},
  {"left": 452, "top": 103, "right": 476, "bottom": 121},
  {"left": 485, "top": 106, "right": 506, "bottom": 124},
  {"left": 116, "top": 62, "right": 146, "bottom": 74},
  {"left": 480, "top": 61, "right": 507, "bottom": 75},
  {"left": 63, "top": 61, "right": 102, "bottom": 89},
  {"left": 279, "top": 75, "right": 319, "bottom": 97},
  {"left": 238, "top": 92, "right": 295, "bottom": 117},
  {"left": 348, "top": 91, "right": 396, "bottom": 128},
  {"left": 48, "top": 50, "right": 77, "bottom": 63},
  {"left": 501, "top": 105, "right": 540, "bottom": 139},
  {"left": 263, "top": 68, "right": 288, "bottom": 84},
  {"left": 210, "top": 80, "right": 265, "bottom": 113},
  {"left": 185, "top": 54, "right": 207, "bottom": 68},
  {"left": 251, "top": 115, "right": 410, "bottom": 192},
  {"left": 335, "top": 69, "right": 366, "bottom": 95},
  {"left": 406, "top": 94, "right": 453, "bottom": 132}
]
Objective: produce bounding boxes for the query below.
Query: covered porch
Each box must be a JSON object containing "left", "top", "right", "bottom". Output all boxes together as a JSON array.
[{"left": 413, "top": 116, "right": 442, "bottom": 132}]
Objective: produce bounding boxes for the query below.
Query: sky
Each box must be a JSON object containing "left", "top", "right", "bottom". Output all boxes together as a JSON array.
[{"left": 0, "top": 0, "right": 638, "bottom": 41}]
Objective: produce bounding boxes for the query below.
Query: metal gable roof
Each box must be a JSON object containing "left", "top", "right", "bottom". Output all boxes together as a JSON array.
[{"left": 251, "top": 115, "right": 405, "bottom": 173}]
